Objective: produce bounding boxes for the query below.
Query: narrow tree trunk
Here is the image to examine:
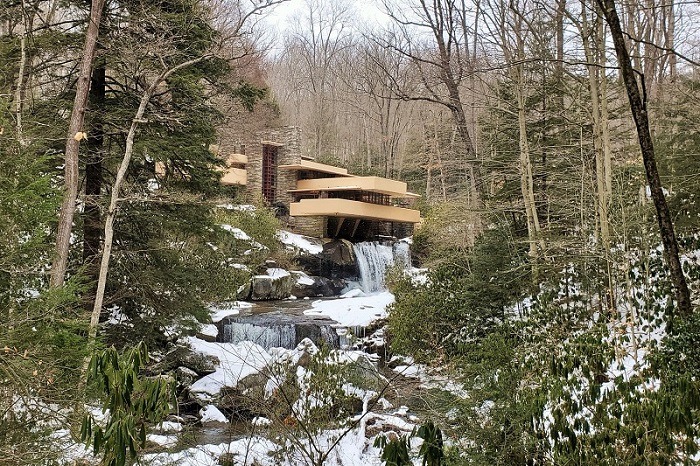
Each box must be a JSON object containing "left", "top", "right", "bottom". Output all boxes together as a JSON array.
[
  {"left": 89, "top": 98, "right": 147, "bottom": 341},
  {"left": 667, "top": 0, "right": 676, "bottom": 81},
  {"left": 597, "top": 0, "right": 692, "bottom": 317},
  {"left": 15, "top": 34, "right": 26, "bottom": 145},
  {"left": 515, "top": 74, "right": 544, "bottom": 263},
  {"left": 82, "top": 61, "right": 106, "bottom": 310},
  {"left": 14, "top": 0, "right": 32, "bottom": 146},
  {"left": 50, "top": 0, "right": 107, "bottom": 288},
  {"left": 438, "top": 42, "right": 483, "bottom": 204},
  {"left": 424, "top": 121, "right": 432, "bottom": 201}
]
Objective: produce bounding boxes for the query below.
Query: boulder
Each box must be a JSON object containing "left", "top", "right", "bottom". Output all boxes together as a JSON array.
[
  {"left": 237, "top": 280, "right": 251, "bottom": 300},
  {"left": 164, "top": 346, "right": 219, "bottom": 376},
  {"left": 250, "top": 270, "right": 294, "bottom": 300},
  {"left": 347, "top": 354, "right": 388, "bottom": 392},
  {"left": 320, "top": 239, "right": 359, "bottom": 280},
  {"left": 175, "top": 366, "right": 199, "bottom": 389},
  {"left": 294, "top": 238, "right": 359, "bottom": 280},
  {"left": 291, "top": 271, "right": 347, "bottom": 298},
  {"left": 196, "top": 324, "right": 218, "bottom": 342}
]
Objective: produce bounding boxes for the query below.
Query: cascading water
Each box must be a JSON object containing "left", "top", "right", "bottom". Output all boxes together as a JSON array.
[
  {"left": 353, "top": 241, "right": 411, "bottom": 293},
  {"left": 392, "top": 241, "right": 411, "bottom": 269},
  {"left": 223, "top": 321, "right": 297, "bottom": 349},
  {"left": 220, "top": 314, "right": 341, "bottom": 350}
]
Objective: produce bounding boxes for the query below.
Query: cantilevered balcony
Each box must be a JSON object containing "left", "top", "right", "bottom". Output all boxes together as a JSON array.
[
  {"left": 280, "top": 160, "right": 420, "bottom": 225},
  {"left": 220, "top": 153, "right": 247, "bottom": 186},
  {"left": 289, "top": 198, "right": 421, "bottom": 223},
  {"left": 290, "top": 176, "right": 420, "bottom": 198}
]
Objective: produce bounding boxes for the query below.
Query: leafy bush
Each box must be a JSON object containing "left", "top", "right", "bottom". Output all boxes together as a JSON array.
[
  {"left": 81, "top": 342, "right": 174, "bottom": 466},
  {"left": 388, "top": 226, "right": 527, "bottom": 361}
]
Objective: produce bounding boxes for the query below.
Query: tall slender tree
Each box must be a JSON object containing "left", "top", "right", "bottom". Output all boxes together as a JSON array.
[
  {"left": 596, "top": 0, "right": 692, "bottom": 317},
  {"left": 51, "top": 0, "right": 107, "bottom": 288}
]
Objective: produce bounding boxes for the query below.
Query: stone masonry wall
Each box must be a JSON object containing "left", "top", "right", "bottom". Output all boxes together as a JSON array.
[
  {"left": 245, "top": 126, "right": 302, "bottom": 206},
  {"left": 292, "top": 216, "right": 326, "bottom": 238}
]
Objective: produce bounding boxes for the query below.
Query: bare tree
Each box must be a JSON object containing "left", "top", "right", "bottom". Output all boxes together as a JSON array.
[
  {"left": 596, "top": 0, "right": 692, "bottom": 317},
  {"left": 380, "top": 0, "right": 484, "bottom": 208},
  {"left": 482, "top": 0, "right": 545, "bottom": 264},
  {"left": 272, "top": 0, "right": 354, "bottom": 159},
  {"left": 341, "top": 35, "right": 416, "bottom": 177}
]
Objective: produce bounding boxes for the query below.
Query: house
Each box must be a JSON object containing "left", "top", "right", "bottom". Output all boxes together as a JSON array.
[{"left": 219, "top": 127, "right": 421, "bottom": 241}]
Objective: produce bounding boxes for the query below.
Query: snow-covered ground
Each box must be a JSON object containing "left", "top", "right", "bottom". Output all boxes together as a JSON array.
[{"left": 304, "top": 290, "right": 394, "bottom": 327}]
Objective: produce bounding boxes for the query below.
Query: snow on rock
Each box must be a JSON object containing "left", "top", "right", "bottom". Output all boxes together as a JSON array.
[
  {"left": 393, "top": 365, "right": 420, "bottom": 378},
  {"left": 156, "top": 421, "right": 183, "bottom": 433},
  {"left": 187, "top": 338, "right": 272, "bottom": 403},
  {"left": 391, "top": 362, "right": 468, "bottom": 399},
  {"left": 340, "top": 288, "right": 364, "bottom": 298},
  {"left": 304, "top": 291, "right": 394, "bottom": 327},
  {"left": 266, "top": 267, "right": 291, "bottom": 278},
  {"left": 198, "top": 324, "right": 218, "bottom": 341},
  {"left": 252, "top": 416, "right": 272, "bottom": 427},
  {"left": 147, "top": 434, "right": 179, "bottom": 448},
  {"left": 200, "top": 405, "right": 228, "bottom": 423},
  {"left": 143, "top": 436, "right": 278, "bottom": 466},
  {"left": 220, "top": 224, "right": 266, "bottom": 250},
  {"left": 209, "top": 301, "right": 251, "bottom": 323},
  {"left": 277, "top": 230, "right": 324, "bottom": 254},
  {"left": 293, "top": 271, "right": 315, "bottom": 286},
  {"left": 364, "top": 412, "right": 416, "bottom": 433},
  {"left": 220, "top": 224, "right": 250, "bottom": 240},
  {"left": 229, "top": 263, "right": 250, "bottom": 272}
]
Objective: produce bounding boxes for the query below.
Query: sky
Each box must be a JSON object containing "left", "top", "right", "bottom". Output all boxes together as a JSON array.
[{"left": 262, "top": 0, "right": 389, "bottom": 34}]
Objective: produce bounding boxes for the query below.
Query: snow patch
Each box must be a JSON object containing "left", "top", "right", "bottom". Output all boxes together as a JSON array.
[
  {"left": 277, "top": 230, "right": 324, "bottom": 254},
  {"left": 304, "top": 291, "right": 394, "bottom": 327},
  {"left": 187, "top": 338, "right": 272, "bottom": 401},
  {"left": 200, "top": 405, "right": 228, "bottom": 423}
]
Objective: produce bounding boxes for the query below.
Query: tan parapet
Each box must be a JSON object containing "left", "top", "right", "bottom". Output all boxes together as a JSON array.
[{"left": 290, "top": 198, "right": 421, "bottom": 224}]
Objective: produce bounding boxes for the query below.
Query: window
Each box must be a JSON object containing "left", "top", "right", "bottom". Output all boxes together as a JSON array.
[{"left": 262, "top": 145, "right": 277, "bottom": 204}]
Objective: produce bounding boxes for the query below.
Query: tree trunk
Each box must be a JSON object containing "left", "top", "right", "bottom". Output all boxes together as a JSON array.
[
  {"left": 15, "top": 33, "right": 26, "bottom": 145},
  {"left": 82, "top": 61, "right": 106, "bottom": 309},
  {"left": 514, "top": 71, "right": 544, "bottom": 263},
  {"left": 667, "top": 0, "right": 676, "bottom": 81},
  {"left": 424, "top": 121, "right": 432, "bottom": 201},
  {"left": 597, "top": 0, "right": 692, "bottom": 317},
  {"left": 50, "top": 0, "right": 107, "bottom": 288},
  {"left": 582, "top": 9, "right": 611, "bottom": 250}
]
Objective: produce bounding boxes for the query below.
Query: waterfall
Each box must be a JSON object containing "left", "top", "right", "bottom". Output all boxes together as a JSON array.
[
  {"left": 223, "top": 322, "right": 297, "bottom": 350},
  {"left": 221, "top": 315, "right": 341, "bottom": 350},
  {"left": 353, "top": 241, "right": 410, "bottom": 293}
]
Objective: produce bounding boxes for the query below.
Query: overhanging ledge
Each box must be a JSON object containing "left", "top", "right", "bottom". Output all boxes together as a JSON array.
[{"left": 289, "top": 198, "right": 421, "bottom": 223}]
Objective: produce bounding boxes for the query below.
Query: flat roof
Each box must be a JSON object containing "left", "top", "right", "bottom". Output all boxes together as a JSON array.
[
  {"left": 288, "top": 186, "right": 421, "bottom": 198},
  {"left": 291, "top": 176, "right": 420, "bottom": 198},
  {"left": 279, "top": 160, "right": 352, "bottom": 177}
]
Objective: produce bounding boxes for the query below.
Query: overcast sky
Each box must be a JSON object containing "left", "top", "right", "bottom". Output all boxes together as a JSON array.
[{"left": 262, "top": 0, "right": 388, "bottom": 34}]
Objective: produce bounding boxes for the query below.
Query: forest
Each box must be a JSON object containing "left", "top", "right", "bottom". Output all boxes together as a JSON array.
[{"left": 1, "top": 0, "right": 699, "bottom": 464}]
